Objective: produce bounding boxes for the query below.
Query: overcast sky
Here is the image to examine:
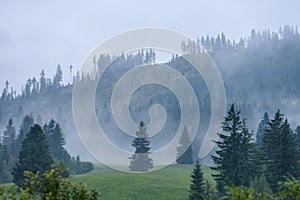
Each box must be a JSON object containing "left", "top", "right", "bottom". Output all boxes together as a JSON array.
[{"left": 0, "top": 0, "right": 299, "bottom": 92}]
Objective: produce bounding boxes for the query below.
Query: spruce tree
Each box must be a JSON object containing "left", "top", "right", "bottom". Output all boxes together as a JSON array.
[
  {"left": 52, "top": 123, "right": 66, "bottom": 161},
  {"left": 296, "top": 126, "right": 300, "bottom": 149},
  {"left": 211, "top": 104, "right": 257, "bottom": 194},
  {"left": 256, "top": 112, "right": 270, "bottom": 148},
  {"left": 13, "top": 124, "right": 53, "bottom": 187},
  {"left": 44, "top": 120, "right": 66, "bottom": 161},
  {"left": 262, "top": 110, "right": 299, "bottom": 193},
  {"left": 176, "top": 125, "right": 193, "bottom": 164},
  {"left": 53, "top": 65, "right": 63, "bottom": 88},
  {"left": 2, "top": 118, "right": 17, "bottom": 156},
  {"left": 189, "top": 160, "right": 205, "bottom": 200},
  {"left": 239, "top": 119, "right": 258, "bottom": 187},
  {"left": 129, "top": 121, "right": 153, "bottom": 172},
  {"left": 16, "top": 115, "right": 34, "bottom": 153}
]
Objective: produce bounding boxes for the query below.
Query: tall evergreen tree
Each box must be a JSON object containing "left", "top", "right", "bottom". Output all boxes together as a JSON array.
[
  {"left": 176, "top": 125, "right": 193, "bottom": 164},
  {"left": 39, "top": 69, "right": 47, "bottom": 92},
  {"left": 296, "top": 126, "right": 300, "bottom": 149},
  {"left": 262, "top": 110, "right": 299, "bottom": 193},
  {"left": 53, "top": 65, "right": 63, "bottom": 88},
  {"left": 52, "top": 123, "right": 66, "bottom": 161},
  {"left": 43, "top": 119, "right": 66, "bottom": 161},
  {"left": 189, "top": 160, "right": 205, "bottom": 200},
  {"left": 13, "top": 124, "right": 53, "bottom": 187},
  {"left": 211, "top": 104, "right": 257, "bottom": 194},
  {"left": 16, "top": 115, "right": 34, "bottom": 153},
  {"left": 129, "top": 121, "right": 153, "bottom": 172},
  {"left": 239, "top": 119, "right": 258, "bottom": 187},
  {"left": 256, "top": 112, "right": 270, "bottom": 148},
  {"left": 2, "top": 118, "right": 17, "bottom": 156}
]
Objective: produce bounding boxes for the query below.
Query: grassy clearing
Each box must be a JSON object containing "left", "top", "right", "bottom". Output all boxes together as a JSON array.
[{"left": 69, "top": 164, "right": 215, "bottom": 200}]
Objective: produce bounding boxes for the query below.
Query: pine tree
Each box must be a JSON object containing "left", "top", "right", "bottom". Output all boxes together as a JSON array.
[
  {"left": 189, "top": 160, "right": 205, "bottom": 200},
  {"left": 262, "top": 110, "right": 299, "bottom": 193},
  {"left": 176, "top": 125, "right": 193, "bottom": 164},
  {"left": 239, "top": 119, "right": 258, "bottom": 187},
  {"left": 53, "top": 65, "right": 63, "bottom": 88},
  {"left": 296, "top": 126, "right": 300, "bottom": 149},
  {"left": 52, "top": 123, "right": 66, "bottom": 161},
  {"left": 2, "top": 118, "right": 17, "bottom": 156},
  {"left": 256, "top": 112, "right": 270, "bottom": 148},
  {"left": 211, "top": 104, "right": 257, "bottom": 194},
  {"left": 43, "top": 119, "right": 66, "bottom": 161},
  {"left": 16, "top": 115, "right": 34, "bottom": 153},
  {"left": 129, "top": 121, "right": 153, "bottom": 172},
  {"left": 12, "top": 124, "right": 53, "bottom": 187},
  {"left": 39, "top": 69, "right": 47, "bottom": 92}
]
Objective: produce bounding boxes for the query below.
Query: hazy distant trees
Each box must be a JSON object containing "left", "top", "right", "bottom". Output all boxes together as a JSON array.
[
  {"left": 2, "top": 119, "right": 17, "bottom": 156},
  {"left": 176, "top": 125, "right": 193, "bottom": 164},
  {"left": 39, "top": 69, "right": 47, "bottom": 92},
  {"left": 256, "top": 112, "right": 270, "bottom": 148},
  {"left": 16, "top": 115, "right": 34, "bottom": 153},
  {"left": 129, "top": 121, "right": 153, "bottom": 172},
  {"left": 53, "top": 65, "right": 63, "bottom": 88}
]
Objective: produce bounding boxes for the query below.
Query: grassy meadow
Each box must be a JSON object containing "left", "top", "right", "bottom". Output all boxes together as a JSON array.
[{"left": 69, "top": 164, "right": 215, "bottom": 200}]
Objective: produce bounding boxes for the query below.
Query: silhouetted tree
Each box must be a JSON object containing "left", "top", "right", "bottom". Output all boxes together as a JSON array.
[
  {"left": 189, "top": 160, "right": 205, "bottom": 200},
  {"left": 211, "top": 104, "right": 257, "bottom": 194},
  {"left": 262, "top": 111, "right": 299, "bottom": 193},
  {"left": 13, "top": 124, "right": 53, "bottom": 187},
  {"left": 129, "top": 121, "right": 153, "bottom": 172}
]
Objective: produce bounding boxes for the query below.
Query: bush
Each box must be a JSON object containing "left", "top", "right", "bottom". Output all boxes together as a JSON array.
[{"left": 0, "top": 166, "right": 100, "bottom": 200}]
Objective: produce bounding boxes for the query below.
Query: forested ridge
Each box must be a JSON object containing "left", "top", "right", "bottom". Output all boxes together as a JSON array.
[{"left": 0, "top": 25, "right": 300, "bottom": 160}]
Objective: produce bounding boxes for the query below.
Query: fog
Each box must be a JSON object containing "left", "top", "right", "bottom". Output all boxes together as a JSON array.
[{"left": 1, "top": 0, "right": 299, "bottom": 91}]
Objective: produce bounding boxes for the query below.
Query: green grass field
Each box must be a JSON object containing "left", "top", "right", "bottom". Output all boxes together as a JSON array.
[{"left": 69, "top": 164, "right": 215, "bottom": 200}]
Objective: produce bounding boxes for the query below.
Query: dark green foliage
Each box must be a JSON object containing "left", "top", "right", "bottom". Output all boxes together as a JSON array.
[
  {"left": 261, "top": 110, "right": 299, "bottom": 193},
  {"left": 16, "top": 115, "right": 34, "bottom": 154},
  {"left": 43, "top": 119, "right": 93, "bottom": 175},
  {"left": 239, "top": 119, "right": 259, "bottom": 187},
  {"left": 129, "top": 121, "right": 153, "bottom": 172},
  {"left": 22, "top": 167, "right": 99, "bottom": 200},
  {"left": 296, "top": 126, "right": 300, "bottom": 150},
  {"left": 44, "top": 119, "right": 66, "bottom": 161},
  {"left": 0, "top": 166, "right": 100, "bottom": 199},
  {"left": 211, "top": 104, "right": 257, "bottom": 194},
  {"left": 73, "top": 155, "right": 94, "bottom": 175},
  {"left": 222, "top": 185, "right": 271, "bottom": 200},
  {"left": 13, "top": 124, "right": 53, "bottom": 187},
  {"left": 176, "top": 125, "right": 193, "bottom": 164},
  {"left": 277, "top": 176, "right": 300, "bottom": 199},
  {"left": 189, "top": 160, "right": 205, "bottom": 200}
]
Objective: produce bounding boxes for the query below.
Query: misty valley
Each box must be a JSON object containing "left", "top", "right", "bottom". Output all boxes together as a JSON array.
[{"left": 1, "top": 26, "right": 300, "bottom": 199}]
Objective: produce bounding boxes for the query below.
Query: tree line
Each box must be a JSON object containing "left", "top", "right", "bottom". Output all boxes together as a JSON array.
[
  {"left": 181, "top": 25, "right": 299, "bottom": 54},
  {"left": 0, "top": 115, "right": 93, "bottom": 184},
  {"left": 187, "top": 104, "right": 300, "bottom": 199}
]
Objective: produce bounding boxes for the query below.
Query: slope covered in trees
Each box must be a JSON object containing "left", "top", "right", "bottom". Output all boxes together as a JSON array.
[{"left": 0, "top": 26, "right": 300, "bottom": 161}]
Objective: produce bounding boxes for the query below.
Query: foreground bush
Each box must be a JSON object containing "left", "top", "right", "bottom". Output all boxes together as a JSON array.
[{"left": 0, "top": 166, "right": 100, "bottom": 199}]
